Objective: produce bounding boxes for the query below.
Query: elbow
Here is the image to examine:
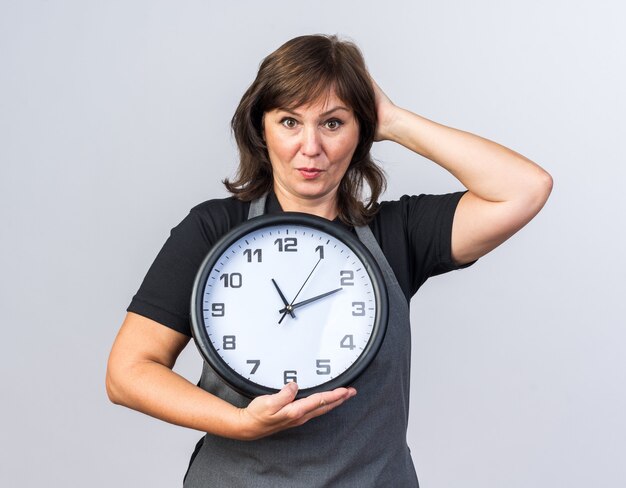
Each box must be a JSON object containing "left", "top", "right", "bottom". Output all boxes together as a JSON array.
[
  {"left": 105, "top": 361, "right": 128, "bottom": 406},
  {"left": 105, "top": 369, "right": 121, "bottom": 405},
  {"left": 540, "top": 168, "right": 554, "bottom": 197},
  {"left": 506, "top": 167, "right": 553, "bottom": 227},
  {"left": 536, "top": 168, "right": 553, "bottom": 208},
  {"left": 526, "top": 166, "right": 553, "bottom": 214}
]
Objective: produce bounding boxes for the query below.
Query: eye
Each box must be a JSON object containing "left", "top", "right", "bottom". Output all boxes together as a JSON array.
[
  {"left": 280, "top": 117, "right": 298, "bottom": 129},
  {"left": 323, "top": 119, "right": 343, "bottom": 131}
]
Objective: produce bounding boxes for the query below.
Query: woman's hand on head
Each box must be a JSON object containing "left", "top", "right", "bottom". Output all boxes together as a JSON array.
[
  {"left": 236, "top": 382, "right": 357, "bottom": 440},
  {"left": 371, "top": 78, "right": 400, "bottom": 143}
]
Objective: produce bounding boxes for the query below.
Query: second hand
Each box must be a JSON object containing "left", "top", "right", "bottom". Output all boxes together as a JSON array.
[{"left": 278, "top": 256, "right": 322, "bottom": 325}]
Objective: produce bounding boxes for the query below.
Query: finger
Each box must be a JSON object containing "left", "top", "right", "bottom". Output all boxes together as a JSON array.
[
  {"left": 266, "top": 381, "right": 299, "bottom": 412},
  {"left": 283, "top": 387, "right": 356, "bottom": 421},
  {"left": 293, "top": 389, "right": 357, "bottom": 425},
  {"left": 305, "top": 387, "right": 356, "bottom": 410}
]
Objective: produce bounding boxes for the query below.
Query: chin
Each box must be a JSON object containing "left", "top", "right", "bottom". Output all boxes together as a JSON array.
[{"left": 295, "top": 184, "right": 333, "bottom": 200}]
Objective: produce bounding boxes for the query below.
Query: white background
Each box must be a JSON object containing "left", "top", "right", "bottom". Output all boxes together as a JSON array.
[{"left": 1, "top": 1, "right": 625, "bottom": 486}]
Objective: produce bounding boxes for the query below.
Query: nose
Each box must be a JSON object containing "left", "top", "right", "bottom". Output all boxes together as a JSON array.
[{"left": 300, "top": 126, "right": 322, "bottom": 157}]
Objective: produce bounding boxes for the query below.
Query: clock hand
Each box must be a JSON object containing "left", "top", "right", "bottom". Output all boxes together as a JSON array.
[
  {"left": 278, "top": 257, "right": 322, "bottom": 325},
  {"left": 272, "top": 279, "right": 295, "bottom": 318},
  {"left": 279, "top": 287, "right": 343, "bottom": 314}
]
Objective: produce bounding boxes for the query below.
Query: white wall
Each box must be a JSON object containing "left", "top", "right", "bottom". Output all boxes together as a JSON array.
[{"left": 1, "top": 1, "right": 624, "bottom": 486}]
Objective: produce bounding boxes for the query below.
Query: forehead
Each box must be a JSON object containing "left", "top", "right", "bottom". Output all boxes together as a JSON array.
[{"left": 274, "top": 89, "right": 352, "bottom": 114}]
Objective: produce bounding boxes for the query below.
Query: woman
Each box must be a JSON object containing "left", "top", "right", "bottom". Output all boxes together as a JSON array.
[{"left": 106, "top": 34, "right": 552, "bottom": 486}]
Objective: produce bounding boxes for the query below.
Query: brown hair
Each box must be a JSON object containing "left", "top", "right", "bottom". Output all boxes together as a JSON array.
[{"left": 225, "top": 34, "right": 386, "bottom": 225}]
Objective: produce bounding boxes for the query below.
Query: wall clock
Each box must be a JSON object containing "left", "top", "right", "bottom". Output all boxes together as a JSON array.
[{"left": 190, "top": 212, "right": 388, "bottom": 398}]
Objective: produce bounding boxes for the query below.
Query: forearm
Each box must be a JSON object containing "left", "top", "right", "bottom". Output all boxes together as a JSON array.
[
  {"left": 382, "top": 107, "right": 552, "bottom": 206},
  {"left": 107, "top": 359, "right": 246, "bottom": 439},
  {"left": 107, "top": 313, "right": 357, "bottom": 442}
]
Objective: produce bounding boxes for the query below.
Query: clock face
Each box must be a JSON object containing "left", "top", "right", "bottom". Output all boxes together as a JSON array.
[{"left": 190, "top": 213, "right": 388, "bottom": 398}]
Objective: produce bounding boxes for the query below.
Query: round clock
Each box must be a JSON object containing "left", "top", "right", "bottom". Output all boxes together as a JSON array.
[{"left": 190, "top": 212, "right": 388, "bottom": 399}]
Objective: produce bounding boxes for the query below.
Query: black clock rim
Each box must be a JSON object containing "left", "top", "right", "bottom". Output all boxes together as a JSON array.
[{"left": 190, "top": 212, "right": 389, "bottom": 399}]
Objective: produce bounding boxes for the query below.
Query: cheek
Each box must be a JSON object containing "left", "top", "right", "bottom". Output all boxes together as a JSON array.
[
  {"left": 267, "top": 136, "right": 298, "bottom": 163},
  {"left": 331, "top": 133, "right": 360, "bottom": 163}
]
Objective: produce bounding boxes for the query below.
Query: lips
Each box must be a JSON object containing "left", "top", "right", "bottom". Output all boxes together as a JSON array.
[{"left": 297, "top": 167, "right": 323, "bottom": 179}]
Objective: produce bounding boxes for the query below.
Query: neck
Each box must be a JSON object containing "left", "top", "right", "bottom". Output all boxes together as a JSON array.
[{"left": 273, "top": 187, "right": 338, "bottom": 221}]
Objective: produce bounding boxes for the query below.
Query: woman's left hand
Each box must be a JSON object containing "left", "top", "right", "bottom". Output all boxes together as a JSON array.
[
  {"left": 368, "top": 77, "right": 553, "bottom": 266},
  {"left": 371, "top": 78, "right": 400, "bottom": 143}
]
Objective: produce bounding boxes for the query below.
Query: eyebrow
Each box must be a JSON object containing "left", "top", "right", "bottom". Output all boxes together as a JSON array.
[{"left": 278, "top": 106, "right": 351, "bottom": 117}]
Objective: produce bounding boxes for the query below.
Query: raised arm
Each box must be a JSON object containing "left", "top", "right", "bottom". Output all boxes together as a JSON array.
[
  {"left": 372, "top": 81, "right": 553, "bottom": 265},
  {"left": 106, "top": 312, "right": 355, "bottom": 440}
]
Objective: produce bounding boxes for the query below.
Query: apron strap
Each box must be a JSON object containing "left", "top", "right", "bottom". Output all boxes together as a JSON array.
[
  {"left": 248, "top": 194, "right": 267, "bottom": 219},
  {"left": 355, "top": 224, "right": 407, "bottom": 307}
]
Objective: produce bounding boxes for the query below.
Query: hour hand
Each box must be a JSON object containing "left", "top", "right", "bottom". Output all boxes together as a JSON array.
[
  {"left": 279, "top": 288, "right": 343, "bottom": 314},
  {"left": 272, "top": 279, "right": 295, "bottom": 318}
]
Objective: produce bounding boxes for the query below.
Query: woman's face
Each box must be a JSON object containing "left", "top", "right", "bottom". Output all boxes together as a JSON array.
[{"left": 263, "top": 89, "right": 360, "bottom": 213}]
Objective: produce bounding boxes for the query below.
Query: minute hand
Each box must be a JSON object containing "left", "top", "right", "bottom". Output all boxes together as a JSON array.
[{"left": 279, "top": 288, "right": 343, "bottom": 314}]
